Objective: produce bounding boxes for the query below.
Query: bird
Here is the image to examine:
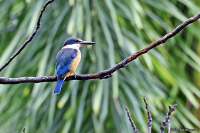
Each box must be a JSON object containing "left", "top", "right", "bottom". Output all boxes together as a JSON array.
[{"left": 54, "top": 38, "right": 96, "bottom": 94}]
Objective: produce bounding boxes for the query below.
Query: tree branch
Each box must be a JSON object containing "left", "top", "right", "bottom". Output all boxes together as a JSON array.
[
  {"left": 126, "top": 97, "right": 177, "bottom": 133},
  {"left": 168, "top": 119, "right": 170, "bottom": 133},
  {"left": 160, "top": 104, "right": 177, "bottom": 133},
  {"left": 0, "top": 0, "right": 55, "bottom": 72},
  {"left": 0, "top": 12, "right": 200, "bottom": 84},
  {"left": 143, "top": 96, "right": 152, "bottom": 133},
  {"left": 125, "top": 107, "right": 138, "bottom": 133}
]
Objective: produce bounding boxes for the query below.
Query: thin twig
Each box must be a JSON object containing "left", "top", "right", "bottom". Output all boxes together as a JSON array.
[
  {"left": 0, "top": 0, "right": 55, "bottom": 72},
  {"left": 160, "top": 104, "right": 177, "bottom": 133},
  {"left": 0, "top": 12, "right": 200, "bottom": 84},
  {"left": 125, "top": 107, "right": 138, "bottom": 133},
  {"left": 143, "top": 96, "right": 152, "bottom": 133},
  {"left": 168, "top": 119, "right": 170, "bottom": 133}
]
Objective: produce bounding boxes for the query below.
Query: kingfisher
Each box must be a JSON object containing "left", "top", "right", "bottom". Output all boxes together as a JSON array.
[{"left": 54, "top": 38, "right": 96, "bottom": 94}]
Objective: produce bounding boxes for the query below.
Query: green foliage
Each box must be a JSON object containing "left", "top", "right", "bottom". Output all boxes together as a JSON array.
[{"left": 0, "top": 0, "right": 200, "bottom": 132}]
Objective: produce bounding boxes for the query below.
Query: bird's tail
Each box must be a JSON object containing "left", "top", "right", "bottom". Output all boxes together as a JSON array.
[{"left": 54, "top": 78, "right": 64, "bottom": 94}]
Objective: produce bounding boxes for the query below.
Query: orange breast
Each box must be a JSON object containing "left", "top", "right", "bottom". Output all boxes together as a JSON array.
[{"left": 69, "top": 49, "right": 81, "bottom": 75}]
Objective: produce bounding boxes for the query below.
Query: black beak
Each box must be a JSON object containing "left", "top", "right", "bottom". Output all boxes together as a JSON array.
[{"left": 80, "top": 41, "right": 96, "bottom": 46}]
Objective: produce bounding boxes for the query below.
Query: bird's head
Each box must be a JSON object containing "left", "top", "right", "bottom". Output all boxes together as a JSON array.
[{"left": 63, "top": 38, "right": 96, "bottom": 49}]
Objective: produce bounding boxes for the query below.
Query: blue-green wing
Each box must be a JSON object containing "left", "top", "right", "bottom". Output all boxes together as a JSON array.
[{"left": 55, "top": 48, "right": 77, "bottom": 78}]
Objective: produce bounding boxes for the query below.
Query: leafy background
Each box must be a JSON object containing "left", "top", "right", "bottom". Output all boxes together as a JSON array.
[{"left": 0, "top": 0, "right": 200, "bottom": 132}]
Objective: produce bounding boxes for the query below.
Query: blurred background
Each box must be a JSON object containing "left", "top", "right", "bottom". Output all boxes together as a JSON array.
[{"left": 0, "top": 0, "right": 200, "bottom": 132}]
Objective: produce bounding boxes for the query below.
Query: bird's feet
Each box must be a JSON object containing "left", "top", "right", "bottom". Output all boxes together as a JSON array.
[{"left": 74, "top": 73, "right": 77, "bottom": 79}]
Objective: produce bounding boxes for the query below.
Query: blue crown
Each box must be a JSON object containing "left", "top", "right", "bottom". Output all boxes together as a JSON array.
[{"left": 63, "top": 38, "right": 82, "bottom": 46}]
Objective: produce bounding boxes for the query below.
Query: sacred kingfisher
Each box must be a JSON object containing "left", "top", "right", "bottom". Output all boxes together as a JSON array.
[{"left": 54, "top": 38, "right": 96, "bottom": 94}]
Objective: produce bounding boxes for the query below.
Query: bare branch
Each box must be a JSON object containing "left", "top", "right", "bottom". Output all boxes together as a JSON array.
[
  {"left": 126, "top": 97, "right": 177, "bottom": 133},
  {"left": 0, "top": 12, "right": 200, "bottom": 84},
  {"left": 0, "top": 0, "right": 55, "bottom": 72},
  {"left": 23, "top": 128, "right": 25, "bottom": 133},
  {"left": 143, "top": 96, "right": 152, "bottom": 133},
  {"left": 160, "top": 104, "right": 177, "bottom": 133},
  {"left": 168, "top": 119, "right": 170, "bottom": 133},
  {"left": 125, "top": 107, "right": 138, "bottom": 133}
]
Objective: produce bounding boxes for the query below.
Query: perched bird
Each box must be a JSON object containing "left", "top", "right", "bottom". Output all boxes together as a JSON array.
[{"left": 54, "top": 38, "right": 96, "bottom": 94}]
